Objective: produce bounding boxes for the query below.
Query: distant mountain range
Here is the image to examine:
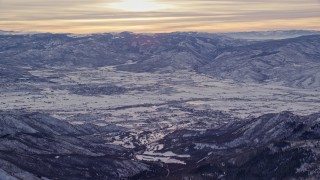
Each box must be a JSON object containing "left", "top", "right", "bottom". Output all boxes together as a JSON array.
[
  {"left": 220, "top": 30, "right": 320, "bottom": 40},
  {"left": 1, "top": 30, "right": 319, "bottom": 39},
  {"left": 1, "top": 30, "right": 320, "bottom": 88}
]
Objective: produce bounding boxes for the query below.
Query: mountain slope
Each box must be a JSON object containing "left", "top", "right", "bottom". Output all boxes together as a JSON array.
[
  {"left": 1, "top": 111, "right": 320, "bottom": 179},
  {"left": 0, "top": 111, "right": 149, "bottom": 180},
  {"left": 199, "top": 35, "right": 320, "bottom": 88},
  {"left": 137, "top": 112, "right": 320, "bottom": 179}
]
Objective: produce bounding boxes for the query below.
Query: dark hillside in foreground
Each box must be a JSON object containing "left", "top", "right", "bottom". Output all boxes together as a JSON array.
[{"left": 1, "top": 111, "right": 319, "bottom": 179}]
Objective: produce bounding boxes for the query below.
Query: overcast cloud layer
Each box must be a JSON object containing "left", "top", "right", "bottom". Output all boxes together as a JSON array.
[{"left": 0, "top": 0, "right": 319, "bottom": 33}]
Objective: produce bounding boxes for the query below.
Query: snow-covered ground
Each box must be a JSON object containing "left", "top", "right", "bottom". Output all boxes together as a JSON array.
[{"left": 1, "top": 67, "right": 319, "bottom": 121}]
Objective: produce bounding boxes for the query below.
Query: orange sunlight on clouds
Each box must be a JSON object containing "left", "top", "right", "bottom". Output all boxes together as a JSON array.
[{"left": 0, "top": 0, "right": 319, "bottom": 33}]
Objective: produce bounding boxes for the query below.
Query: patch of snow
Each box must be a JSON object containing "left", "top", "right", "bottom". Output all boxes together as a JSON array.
[
  {"left": 143, "top": 151, "right": 190, "bottom": 158},
  {"left": 135, "top": 155, "right": 186, "bottom": 165}
]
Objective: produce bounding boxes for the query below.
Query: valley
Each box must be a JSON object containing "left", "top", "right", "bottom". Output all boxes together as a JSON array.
[{"left": 0, "top": 31, "right": 320, "bottom": 179}]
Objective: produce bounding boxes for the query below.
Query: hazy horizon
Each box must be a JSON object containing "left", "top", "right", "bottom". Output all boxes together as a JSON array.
[
  {"left": 1, "top": 0, "right": 320, "bottom": 33},
  {"left": 1, "top": 29, "right": 320, "bottom": 35}
]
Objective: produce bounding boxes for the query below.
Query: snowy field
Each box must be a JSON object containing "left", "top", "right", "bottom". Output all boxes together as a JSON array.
[
  {"left": 1, "top": 66, "right": 320, "bottom": 164},
  {"left": 1, "top": 67, "right": 319, "bottom": 118}
]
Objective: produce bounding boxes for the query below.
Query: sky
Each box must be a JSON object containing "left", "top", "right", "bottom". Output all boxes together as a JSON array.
[{"left": 0, "top": 0, "right": 319, "bottom": 34}]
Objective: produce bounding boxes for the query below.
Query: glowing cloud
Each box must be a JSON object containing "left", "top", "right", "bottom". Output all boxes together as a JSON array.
[{"left": 109, "top": 0, "right": 173, "bottom": 12}]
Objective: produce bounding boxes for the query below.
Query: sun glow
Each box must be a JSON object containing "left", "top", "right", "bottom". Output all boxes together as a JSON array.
[{"left": 109, "top": 0, "right": 172, "bottom": 12}]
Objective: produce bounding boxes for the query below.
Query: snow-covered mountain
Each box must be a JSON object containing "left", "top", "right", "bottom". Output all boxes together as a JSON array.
[
  {"left": 0, "top": 111, "right": 147, "bottom": 179},
  {"left": 1, "top": 31, "right": 319, "bottom": 88},
  {"left": 144, "top": 111, "right": 320, "bottom": 179},
  {"left": 1, "top": 111, "right": 319, "bottom": 179},
  {"left": 198, "top": 35, "right": 320, "bottom": 88}
]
